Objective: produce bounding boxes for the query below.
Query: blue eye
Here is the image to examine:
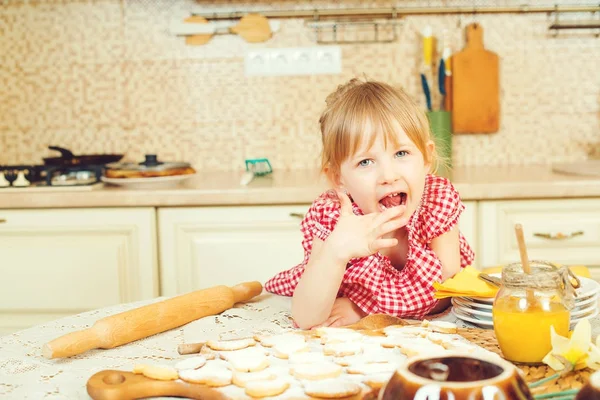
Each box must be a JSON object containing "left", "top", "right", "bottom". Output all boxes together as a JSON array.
[
  {"left": 358, "top": 159, "right": 373, "bottom": 167},
  {"left": 395, "top": 150, "right": 408, "bottom": 158}
]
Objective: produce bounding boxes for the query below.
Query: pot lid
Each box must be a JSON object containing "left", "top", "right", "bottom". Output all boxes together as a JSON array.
[{"left": 106, "top": 155, "right": 190, "bottom": 172}]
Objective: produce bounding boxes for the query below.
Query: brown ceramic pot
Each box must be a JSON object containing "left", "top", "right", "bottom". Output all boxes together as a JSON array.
[
  {"left": 378, "top": 352, "right": 533, "bottom": 400},
  {"left": 575, "top": 370, "right": 600, "bottom": 399}
]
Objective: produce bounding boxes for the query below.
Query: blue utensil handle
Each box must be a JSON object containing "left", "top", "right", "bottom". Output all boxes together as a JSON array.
[
  {"left": 438, "top": 59, "right": 446, "bottom": 96},
  {"left": 420, "top": 73, "right": 432, "bottom": 112}
]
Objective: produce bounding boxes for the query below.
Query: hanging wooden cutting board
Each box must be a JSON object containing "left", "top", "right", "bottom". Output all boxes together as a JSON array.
[{"left": 451, "top": 23, "right": 500, "bottom": 133}]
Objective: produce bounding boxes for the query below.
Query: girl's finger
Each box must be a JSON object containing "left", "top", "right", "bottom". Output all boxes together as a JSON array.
[
  {"left": 336, "top": 190, "right": 354, "bottom": 216},
  {"left": 370, "top": 238, "right": 399, "bottom": 253},
  {"left": 373, "top": 205, "right": 406, "bottom": 226},
  {"left": 376, "top": 216, "right": 410, "bottom": 237},
  {"left": 314, "top": 314, "right": 343, "bottom": 328},
  {"left": 328, "top": 316, "right": 349, "bottom": 328}
]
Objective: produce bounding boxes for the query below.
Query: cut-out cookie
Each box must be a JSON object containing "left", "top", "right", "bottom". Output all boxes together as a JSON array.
[
  {"left": 363, "top": 371, "right": 395, "bottom": 389},
  {"left": 314, "top": 327, "right": 363, "bottom": 343},
  {"left": 221, "top": 347, "right": 269, "bottom": 372},
  {"left": 383, "top": 325, "right": 428, "bottom": 337},
  {"left": 206, "top": 337, "right": 256, "bottom": 351},
  {"left": 174, "top": 355, "right": 207, "bottom": 371},
  {"left": 346, "top": 361, "right": 399, "bottom": 375},
  {"left": 426, "top": 332, "right": 465, "bottom": 346},
  {"left": 245, "top": 379, "right": 290, "bottom": 398},
  {"left": 397, "top": 342, "right": 446, "bottom": 357},
  {"left": 178, "top": 361, "right": 232, "bottom": 387},
  {"left": 426, "top": 320, "right": 458, "bottom": 334},
  {"left": 303, "top": 378, "right": 362, "bottom": 399},
  {"left": 132, "top": 364, "right": 178, "bottom": 381},
  {"left": 381, "top": 336, "right": 433, "bottom": 348},
  {"left": 254, "top": 332, "right": 306, "bottom": 348},
  {"left": 289, "top": 351, "right": 327, "bottom": 364},
  {"left": 335, "top": 348, "right": 405, "bottom": 366},
  {"left": 272, "top": 339, "right": 309, "bottom": 359},
  {"left": 323, "top": 341, "right": 362, "bottom": 357},
  {"left": 232, "top": 369, "right": 277, "bottom": 388},
  {"left": 290, "top": 362, "right": 342, "bottom": 380}
]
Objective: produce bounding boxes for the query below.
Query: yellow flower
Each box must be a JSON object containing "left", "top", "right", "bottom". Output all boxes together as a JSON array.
[{"left": 542, "top": 319, "right": 597, "bottom": 372}]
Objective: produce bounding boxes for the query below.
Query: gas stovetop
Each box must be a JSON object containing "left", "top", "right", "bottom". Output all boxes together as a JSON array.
[{"left": 0, "top": 164, "right": 105, "bottom": 189}]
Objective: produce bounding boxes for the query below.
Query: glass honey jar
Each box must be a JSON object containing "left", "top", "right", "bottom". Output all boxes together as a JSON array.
[{"left": 492, "top": 261, "right": 575, "bottom": 364}]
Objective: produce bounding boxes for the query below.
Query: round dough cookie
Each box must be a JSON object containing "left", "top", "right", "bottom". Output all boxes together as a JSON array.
[
  {"left": 174, "top": 355, "right": 207, "bottom": 371},
  {"left": 303, "top": 378, "right": 362, "bottom": 399},
  {"left": 178, "top": 361, "right": 232, "bottom": 387},
  {"left": 245, "top": 379, "right": 290, "bottom": 398},
  {"left": 206, "top": 338, "right": 256, "bottom": 351},
  {"left": 222, "top": 347, "right": 269, "bottom": 372},
  {"left": 132, "top": 364, "right": 178, "bottom": 381},
  {"left": 323, "top": 342, "right": 362, "bottom": 357},
  {"left": 290, "top": 362, "right": 342, "bottom": 380},
  {"left": 232, "top": 369, "right": 277, "bottom": 388}
]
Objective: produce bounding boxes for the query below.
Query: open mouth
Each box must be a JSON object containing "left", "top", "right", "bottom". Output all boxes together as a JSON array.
[{"left": 379, "top": 192, "right": 407, "bottom": 210}]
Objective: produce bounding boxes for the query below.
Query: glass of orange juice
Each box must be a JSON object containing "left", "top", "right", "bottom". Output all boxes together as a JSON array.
[{"left": 492, "top": 261, "right": 574, "bottom": 364}]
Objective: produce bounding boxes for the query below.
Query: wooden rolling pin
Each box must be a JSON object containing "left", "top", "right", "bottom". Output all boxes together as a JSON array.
[{"left": 43, "top": 281, "right": 262, "bottom": 359}]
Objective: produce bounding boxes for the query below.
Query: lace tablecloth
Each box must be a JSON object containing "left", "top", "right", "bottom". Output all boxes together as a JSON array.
[{"left": 1, "top": 294, "right": 599, "bottom": 399}]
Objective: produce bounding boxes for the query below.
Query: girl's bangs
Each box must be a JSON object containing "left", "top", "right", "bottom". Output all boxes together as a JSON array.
[{"left": 345, "top": 103, "right": 402, "bottom": 157}]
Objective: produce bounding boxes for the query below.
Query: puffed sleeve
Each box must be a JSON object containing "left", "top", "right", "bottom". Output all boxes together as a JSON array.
[
  {"left": 416, "top": 175, "right": 465, "bottom": 243},
  {"left": 264, "top": 190, "right": 341, "bottom": 296}
]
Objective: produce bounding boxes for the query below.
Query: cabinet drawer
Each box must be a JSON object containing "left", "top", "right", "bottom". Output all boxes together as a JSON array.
[{"left": 478, "top": 199, "right": 600, "bottom": 267}]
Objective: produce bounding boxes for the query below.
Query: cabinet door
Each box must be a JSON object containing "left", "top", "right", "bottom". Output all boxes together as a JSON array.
[
  {"left": 0, "top": 208, "right": 158, "bottom": 334},
  {"left": 460, "top": 201, "right": 478, "bottom": 269},
  {"left": 478, "top": 199, "right": 600, "bottom": 273},
  {"left": 158, "top": 206, "right": 308, "bottom": 296}
]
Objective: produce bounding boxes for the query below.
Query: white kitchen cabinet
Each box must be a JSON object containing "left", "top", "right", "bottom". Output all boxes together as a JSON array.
[
  {"left": 478, "top": 198, "right": 600, "bottom": 278},
  {"left": 158, "top": 206, "right": 308, "bottom": 296},
  {"left": 159, "top": 202, "right": 480, "bottom": 296},
  {"left": 0, "top": 208, "right": 158, "bottom": 335}
]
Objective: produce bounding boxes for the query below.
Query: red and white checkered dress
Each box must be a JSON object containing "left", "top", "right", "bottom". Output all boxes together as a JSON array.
[{"left": 264, "top": 175, "right": 475, "bottom": 319}]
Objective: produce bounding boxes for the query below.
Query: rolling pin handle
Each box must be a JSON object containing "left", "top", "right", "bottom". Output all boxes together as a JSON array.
[
  {"left": 42, "top": 328, "right": 101, "bottom": 359},
  {"left": 231, "top": 281, "right": 263, "bottom": 304}
]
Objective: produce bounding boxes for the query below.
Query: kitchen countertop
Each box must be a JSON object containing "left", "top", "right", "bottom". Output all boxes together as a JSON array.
[
  {"left": 4, "top": 293, "right": 596, "bottom": 399},
  {"left": 1, "top": 164, "right": 600, "bottom": 209}
]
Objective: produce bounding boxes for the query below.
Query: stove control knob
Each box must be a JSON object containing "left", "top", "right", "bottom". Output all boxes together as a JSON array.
[
  {"left": 13, "top": 171, "right": 31, "bottom": 187},
  {"left": 0, "top": 172, "right": 10, "bottom": 188}
]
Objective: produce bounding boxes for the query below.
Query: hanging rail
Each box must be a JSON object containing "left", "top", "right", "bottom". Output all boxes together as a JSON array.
[{"left": 192, "top": 5, "right": 600, "bottom": 20}]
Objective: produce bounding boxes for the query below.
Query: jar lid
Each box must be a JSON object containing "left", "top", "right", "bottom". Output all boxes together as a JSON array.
[{"left": 106, "top": 155, "right": 190, "bottom": 172}]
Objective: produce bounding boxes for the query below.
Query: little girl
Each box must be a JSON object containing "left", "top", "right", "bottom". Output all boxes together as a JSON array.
[{"left": 265, "top": 78, "right": 474, "bottom": 329}]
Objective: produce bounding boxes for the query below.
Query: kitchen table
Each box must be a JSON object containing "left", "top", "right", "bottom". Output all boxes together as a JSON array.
[{"left": 1, "top": 293, "right": 600, "bottom": 399}]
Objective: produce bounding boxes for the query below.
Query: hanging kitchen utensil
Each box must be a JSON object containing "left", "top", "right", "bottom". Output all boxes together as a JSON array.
[
  {"left": 451, "top": 23, "right": 499, "bottom": 133},
  {"left": 229, "top": 13, "right": 272, "bottom": 43},
  {"left": 183, "top": 15, "right": 213, "bottom": 46},
  {"left": 104, "top": 154, "right": 195, "bottom": 179},
  {"left": 42, "top": 146, "right": 123, "bottom": 167},
  {"left": 171, "top": 13, "right": 276, "bottom": 45}
]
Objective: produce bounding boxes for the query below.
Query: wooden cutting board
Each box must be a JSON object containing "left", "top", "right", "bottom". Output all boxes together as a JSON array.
[{"left": 452, "top": 23, "right": 500, "bottom": 134}]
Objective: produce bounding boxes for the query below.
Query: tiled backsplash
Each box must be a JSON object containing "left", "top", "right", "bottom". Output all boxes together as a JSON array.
[{"left": 1, "top": 0, "right": 598, "bottom": 171}]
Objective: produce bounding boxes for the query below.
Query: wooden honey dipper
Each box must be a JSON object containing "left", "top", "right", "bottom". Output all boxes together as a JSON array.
[{"left": 514, "top": 224, "right": 537, "bottom": 306}]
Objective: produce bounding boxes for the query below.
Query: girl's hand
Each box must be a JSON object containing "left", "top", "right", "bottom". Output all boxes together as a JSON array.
[
  {"left": 327, "top": 190, "right": 409, "bottom": 261},
  {"left": 312, "top": 297, "right": 367, "bottom": 328}
]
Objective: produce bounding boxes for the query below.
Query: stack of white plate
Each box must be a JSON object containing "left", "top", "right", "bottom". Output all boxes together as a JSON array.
[{"left": 452, "top": 276, "right": 600, "bottom": 329}]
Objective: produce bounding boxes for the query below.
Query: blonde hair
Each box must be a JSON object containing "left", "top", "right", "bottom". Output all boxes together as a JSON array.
[{"left": 318, "top": 77, "right": 441, "bottom": 177}]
